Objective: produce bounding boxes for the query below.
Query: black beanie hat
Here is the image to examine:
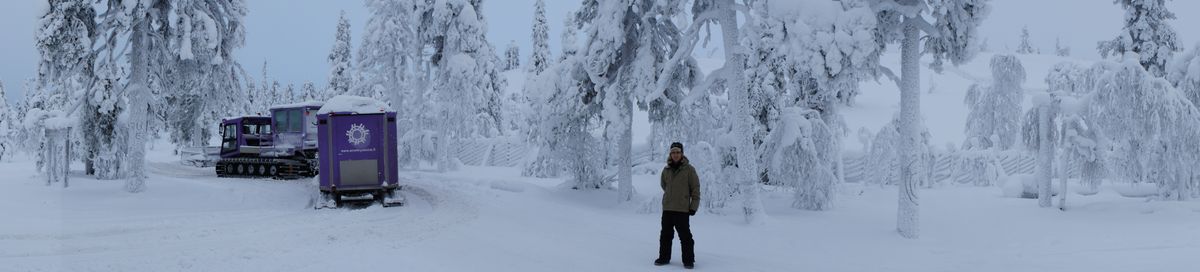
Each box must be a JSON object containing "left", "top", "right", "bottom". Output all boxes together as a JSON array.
[{"left": 670, "top": 142, "right": 684, "bottom": 152}]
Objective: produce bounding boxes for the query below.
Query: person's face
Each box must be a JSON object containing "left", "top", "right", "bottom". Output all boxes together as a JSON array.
[{"left": 670, "top": 149, "right": 682, "bottom": 162}]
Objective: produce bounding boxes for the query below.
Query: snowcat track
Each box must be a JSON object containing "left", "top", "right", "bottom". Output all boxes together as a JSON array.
[{"left": 215, "top": 157, "right": 317, "bottom": 180}]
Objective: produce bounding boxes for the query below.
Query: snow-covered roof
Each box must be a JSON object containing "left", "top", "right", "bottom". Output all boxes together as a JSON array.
[
  {"left": 317, "top": 95, "right": 394, "bottom": 115},
  {"left": 269, "top": 101, "right": 326, "bottom": 110}
]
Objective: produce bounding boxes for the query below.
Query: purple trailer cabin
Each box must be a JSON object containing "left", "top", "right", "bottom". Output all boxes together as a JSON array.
[{"left": 315, "top": 96, "right": 401, "bottom": 207}]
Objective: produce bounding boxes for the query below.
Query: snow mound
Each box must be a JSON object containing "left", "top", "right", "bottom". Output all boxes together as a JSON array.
[{"left": 317, "top": 95, "right": 393, "bottom": 114}]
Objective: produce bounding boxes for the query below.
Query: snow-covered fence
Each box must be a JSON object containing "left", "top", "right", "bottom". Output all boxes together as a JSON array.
[
  {"left": 844, "top": 151, "right": 1036, "bottom": 185},
  {"left": 450, "top": 137, "right": 529, "bottom": 167}
]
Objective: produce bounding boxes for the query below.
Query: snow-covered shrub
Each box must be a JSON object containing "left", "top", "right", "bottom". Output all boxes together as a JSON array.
[
  {"left": 685, "top": 141, "right": 735, "bottom": 214},
  {"left": 950, "top": 147, "right": 1008, "bottom": 187},
  {"left": 865, "top": 114, "right": 933, "bottom": 187},
  {"left": 765, "top": 108, "right": 838, "bottom": 210},
  {"left": 964, "top": 54, "right": 1025, "bottom": 151}
]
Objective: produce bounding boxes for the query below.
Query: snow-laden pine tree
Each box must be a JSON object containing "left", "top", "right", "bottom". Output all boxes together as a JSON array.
[
  {"left": 302, "top": 81, "right": 318, "bottom": 102},
  {"left": 527, "top": 0, "right": 550, "bottom": 75},
  {"left": 356, "top": 0, "right": 417, "bottom": 107},
  {"left": 866, "top": 0, "right": 990, "bottom": 239},
  {"left": 562, "top": 0, "right": 691, "bottom": 200},
  {"left": 522, "top": 10, "right": 577, "bottom": 178},
  {"left": 328, "top": 10, "right": 354, "bottom": 99},
  {"left": 251, "top": 60, "right": 272, "bottom": 113},
  {"left": 559, "top": 12, "right": 578, "bottom": 60},
  {"left": 1167, "top": 43, "right": 1200, "bottom": 106},
  {"left": 738, "top": 1, "right": 880, "bottom": 210},
  {"left": 1055, "top": 37, "right": 1071, "bottom": 57},
  {"left": 503, "top": 40, "right": 520, "bottom": 71},
  {"left": 163, "top": 0, "right": 249, "bottom": 150},
  {"left": 283, "top": 83, "right": 297, "bottom": 103},
  {"left": 91, "top": 0, "right": 184, "bottom": 192},
  {"left": 36, "top": 0, "right": 101, "bottom": 174},
  {"left": 0, "top": 80, "right": 9, "bottom": 161},
  {"left": 1016, "top": 26, "right": 1035, "bottom": 54},
  {"left": 964, "top": 55, "right": 1024, "bottom": 150},
  {"left": 1098, "top": 0, "right": 1180, "bottom": 77},
  {"left": 408, "top": 0, "right": 507, "bottom": 171}
]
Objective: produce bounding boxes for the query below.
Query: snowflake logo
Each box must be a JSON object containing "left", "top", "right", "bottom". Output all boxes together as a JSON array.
[{"left": 346, "top": 123, "right": 370, "bottom": 146}]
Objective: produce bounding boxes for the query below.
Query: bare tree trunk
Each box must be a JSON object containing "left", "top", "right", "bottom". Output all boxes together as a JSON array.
[
  {"left": 718, "top": 0, "right": 765, "bottom": 224},
  {"left": 896, "top": 18, "right": 921, "bottom": 239}
]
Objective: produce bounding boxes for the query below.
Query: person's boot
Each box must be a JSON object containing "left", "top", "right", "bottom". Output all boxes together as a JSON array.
[
  {"left": 684, "top": 262, "right": 695, "bottom": 269},
  {"left": 654, "top": 259, "right": 669, "bottom": 266}
]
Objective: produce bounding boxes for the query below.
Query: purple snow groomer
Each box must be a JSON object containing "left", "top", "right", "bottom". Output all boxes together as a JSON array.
[
  {"left": 315, "top": 95, "right": 403, "bottom": 208},
  {"left": 215, "top": 102, "right": 323, "bottom": 179}
]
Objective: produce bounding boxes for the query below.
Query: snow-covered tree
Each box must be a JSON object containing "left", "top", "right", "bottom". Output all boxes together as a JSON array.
[
  {"left": 957, "top": 55, "right": 1024, "bottom": 187},
  {"left": 527, "top": 0, "right": 550, "bottom": 75},
  {"left": 0, "top": 80, "right": 10, "bottom": 161},
  {"left": 964, "top": 55, "right": 1024, "bottom": 150},
  {"left": 302, "top": 81, "right": 318, "bottom": 101},
  {"left": 1023, "top": 92, "right": 1059, "bottom": 207},
  {"left": 522, "top": 9, "right": 577, "bottom": 178},
  {"left": 162, "top": 0, "right": 250, "bottom": 150},
  {"left": 356, "top": 0, "right": 417, "bottom": 107},
  {"left": 1055, "top": 37, "right": 1071, "bottom": 57},
  {"left": 865, "top": 114, "right": 933, "bottom": 187},
  {"left": 407, "top": 0, "right": 508, "bottom": 171},
  {"left": 1098, "top": 0, "right": 1180, "bottom": 77},
  {"left": 1087, "top": 59, "right": 1200, "bottom": 200},
  {"left": 284, "top": 83, "right": 297, "bottom": 103},
  {"left": 559, "top": 12, "right": 578, "bottom": 60},
  {"left": 738, "top": 1, "right": 880, "bottom": 211},
  {"left": 90, "top": 0, "right": 186, "bottom": 192},
  {"left": 36, "top": 0, "right": 99, "bottom": 173},
  {"left": 866, "top": 0, "right": 991, "bottom": 239},
  {"left": 1166, "top": 43, "right": 1200, "bottom": 106},
  {"left": 766, "top": 108, "right": 837, "bottom": 210},
  {"left": 1016, "top": 26, "right": 1035, "bottom": 54},
  {"left": 328, "top": 10, "right": 354, "bottom": 99},
  {"left": 563, "top": 0, "right": 692, "bottom": 201},
  {"left": 503, "top": 40, "right": 520, "bottom": 71}
]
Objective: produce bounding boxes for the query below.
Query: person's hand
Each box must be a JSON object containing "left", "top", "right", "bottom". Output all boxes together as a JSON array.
[{"left": 689, "top": 210, "right": 696, "bottom": 216}]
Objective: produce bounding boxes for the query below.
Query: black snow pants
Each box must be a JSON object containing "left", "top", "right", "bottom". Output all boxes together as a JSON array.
[{"left": 658, "top": 211, "right": 695, "bottom": 264}]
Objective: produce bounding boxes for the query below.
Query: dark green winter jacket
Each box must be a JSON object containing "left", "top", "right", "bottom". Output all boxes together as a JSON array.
[{"left": 661, "top": 157, "right": 701, "bottom": 213}]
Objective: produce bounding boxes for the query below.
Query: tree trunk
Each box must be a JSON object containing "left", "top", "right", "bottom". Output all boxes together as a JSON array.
[
  {"left": 896, "top": 18, "right": 921, "bottom": 239},
  {"left": 1037, "top": 104, "right": 1054, "bottom": 207},
  {"left": 719, "top": 0, "right": 765, "bottom": 224},
  {"left": 617, "top": 95, "right": 634, "bottom": 202},
  {"left": 123, "top": 15, "right": 150, "bottom": 193}
]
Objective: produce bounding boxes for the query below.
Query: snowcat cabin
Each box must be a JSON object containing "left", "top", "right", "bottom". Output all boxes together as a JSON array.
[
  {"left": 218, "top": 117, "right": 273, "bottom": 158},
  {"left": 269, "top": 102, "right": 325, "bottom": 158}
]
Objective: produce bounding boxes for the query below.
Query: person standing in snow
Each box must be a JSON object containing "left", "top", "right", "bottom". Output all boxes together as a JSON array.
[{"left": 655, "top": 142, "right": 700, "bottom": 269}]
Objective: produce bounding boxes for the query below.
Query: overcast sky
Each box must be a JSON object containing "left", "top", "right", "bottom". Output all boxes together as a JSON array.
[{"left": 1, "top": 0, "right": 1198, "bottom": 103}]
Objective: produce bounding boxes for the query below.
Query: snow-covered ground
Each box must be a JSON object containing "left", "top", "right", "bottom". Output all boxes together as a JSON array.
[
  {"left": 7, "top": 51, "right": 1200, "bottom": 271},
  {"left": 5, "top": 146, "right": 1200, "bottom": 271}
]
